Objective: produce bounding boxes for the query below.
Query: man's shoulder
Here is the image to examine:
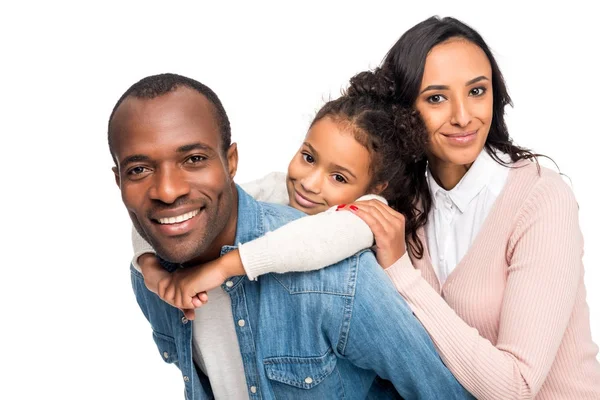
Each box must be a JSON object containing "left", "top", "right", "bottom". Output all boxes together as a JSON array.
[
  {"left": 258, "top": 201, "right": 306, "bottom": 230},
  {"left": 268, "top": 249, "right": 380, "bottom": 297}
]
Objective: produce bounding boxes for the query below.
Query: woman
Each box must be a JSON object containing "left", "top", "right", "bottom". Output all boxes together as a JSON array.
[{"left": 353, "top": 16, "right": 600, "bottom": 399}]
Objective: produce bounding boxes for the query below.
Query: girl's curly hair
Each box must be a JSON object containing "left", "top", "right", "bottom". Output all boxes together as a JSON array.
[{"left": 312, "top": 70, "right": 429, "bottom": 258}]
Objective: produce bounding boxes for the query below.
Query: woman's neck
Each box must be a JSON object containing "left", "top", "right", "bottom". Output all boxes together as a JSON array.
[{"left": 428, "top": 157, "right": 473, "bottom": 191}]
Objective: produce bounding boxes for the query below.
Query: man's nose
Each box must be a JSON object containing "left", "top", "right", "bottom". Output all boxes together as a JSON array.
[{"left": 148, "top": 166, "right": 191, "bottom": 204}]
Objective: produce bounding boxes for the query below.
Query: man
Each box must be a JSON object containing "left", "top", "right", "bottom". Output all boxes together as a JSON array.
[{"left": 109, "top": 73, "right": 471, "bottom": 399}]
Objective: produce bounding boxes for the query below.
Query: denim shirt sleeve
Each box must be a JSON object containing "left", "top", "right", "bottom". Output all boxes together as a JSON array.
[{"left": 339, "top": 251, "right": 474, "bottom": 400}]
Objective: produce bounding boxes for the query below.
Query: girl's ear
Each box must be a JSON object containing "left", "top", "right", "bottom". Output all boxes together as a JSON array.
[{"left": 371, "top": 181, "right": 388, "bottom": 195}]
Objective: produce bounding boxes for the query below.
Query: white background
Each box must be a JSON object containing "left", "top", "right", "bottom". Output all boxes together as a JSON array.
[{"left": 1, "top": 1, "right": 598, "bottom": 398}]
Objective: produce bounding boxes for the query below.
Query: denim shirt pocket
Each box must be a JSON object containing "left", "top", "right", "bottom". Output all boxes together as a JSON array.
[
  {"left": 152, "top": 331, "right": 179, "bottom": 365},
  {"left": 264, "top": 349, "right": 344, "bottom": 399}
]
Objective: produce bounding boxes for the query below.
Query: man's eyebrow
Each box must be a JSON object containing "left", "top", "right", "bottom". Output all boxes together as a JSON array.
[
  {"left": 177, "top": 142, "right": 214, "bottom": 153},
  {"left": 119, "top": 143, "right": 215, "bottom": 168},
  {"left": 119, "top": 154, "right": 150, "bottom": 168}
]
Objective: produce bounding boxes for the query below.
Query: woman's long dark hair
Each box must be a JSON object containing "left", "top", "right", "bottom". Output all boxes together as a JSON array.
[{"left": 377, "top": 16, "right": 547, "bottom": 258}]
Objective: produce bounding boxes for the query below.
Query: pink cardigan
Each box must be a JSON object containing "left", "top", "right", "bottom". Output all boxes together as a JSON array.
[{"left": 386, "top": 162, "right": 600, "bottom": 399}]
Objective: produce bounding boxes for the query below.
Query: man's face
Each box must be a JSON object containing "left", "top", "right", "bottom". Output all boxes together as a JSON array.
[{"left": 111, "top": 87, "right": 238, "bottom": 264}]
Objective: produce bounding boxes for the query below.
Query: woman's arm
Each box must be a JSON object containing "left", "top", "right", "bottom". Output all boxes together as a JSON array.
[{"left": 385, "top": 176, "right": 583, "bottom": 399}]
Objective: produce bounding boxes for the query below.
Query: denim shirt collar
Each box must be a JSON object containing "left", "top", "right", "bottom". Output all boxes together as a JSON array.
[
  {"left": 230, "top": 184, "right": 264, "bottom": 247},
  {"left": 220, "top": 185, "right": 264, "bottom": 286}
]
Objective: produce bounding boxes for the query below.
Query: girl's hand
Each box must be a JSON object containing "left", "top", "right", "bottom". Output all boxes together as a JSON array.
[
  {"left": 138, "top": 253, "right": 207, "bottom": 320},
  {"left": 337, "top": 200, "right": 407, "bottom": 268},
  {"left": 157, "top": 249, "right": 245, "bottom": 317}
]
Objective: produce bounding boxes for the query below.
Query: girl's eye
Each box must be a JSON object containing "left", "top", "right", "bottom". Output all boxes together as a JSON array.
[
  {"left": 333, "top": 174, "right": 347, "bottom": 183},
  {"left": 302, "top": 153, "right": 315, "bottom": 164},
  {"left": 186, "top": 155, "right": 206, "bottom": 164},
  {"left": 426, "top": 94, "right": 446, "bottom": 104},
  {"left": 470, "top": 87, "right": 486, "bottom": 96}
]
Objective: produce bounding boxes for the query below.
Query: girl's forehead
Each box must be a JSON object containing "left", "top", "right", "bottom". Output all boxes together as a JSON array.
[{"left": 305, "top": 117, "right": 372, "bottom": 177}]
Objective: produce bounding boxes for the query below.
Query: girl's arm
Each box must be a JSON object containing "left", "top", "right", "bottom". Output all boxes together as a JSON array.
[
  {"left": 385, "top": 175, "right": 584, "bottom": 399},
  {"left": 239, "top": 194, "right": 384, "bottom": 280}
]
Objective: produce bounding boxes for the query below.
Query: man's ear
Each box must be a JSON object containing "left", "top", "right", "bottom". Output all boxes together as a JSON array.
[
  {"left": 227, "top": 142, "right": 238, "bottom": 179},
  {"left": 372, "top": 181, "right": 388, "bottom": 195},
  {"left": 113, "top": 166, "right": 121, "bottom": 188}
]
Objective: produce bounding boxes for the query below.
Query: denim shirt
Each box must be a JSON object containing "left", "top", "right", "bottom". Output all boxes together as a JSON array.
[{"left": 130, "top": 186, "right": 473, "bottom": 400}]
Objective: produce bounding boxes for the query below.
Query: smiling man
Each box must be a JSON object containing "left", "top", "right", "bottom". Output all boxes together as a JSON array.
[{"left": 109, "top": 73, "right": 472, "bottom": 400}]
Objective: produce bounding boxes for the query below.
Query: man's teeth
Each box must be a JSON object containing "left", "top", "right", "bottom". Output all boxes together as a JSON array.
[{"left": 157, "top": 209, "right": 200, "bottom": 224}]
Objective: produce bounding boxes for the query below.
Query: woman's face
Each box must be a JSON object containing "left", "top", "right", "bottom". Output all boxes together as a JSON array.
[
  {"left": 415, "top": 38, "right": 494, "bottom": 169},
  {"left": 286, "top": 117, "right": 374, "bottom": 215}
]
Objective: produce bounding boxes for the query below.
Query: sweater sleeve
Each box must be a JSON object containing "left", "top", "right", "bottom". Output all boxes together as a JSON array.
[
  {"left": 131, "top": 227, "right": 155, "bottom": 271},
  {"left": 385, "top": 176, "right": 583, "bottom": 399},
  {"left": 238, "top": 171, "right": 289, "bottom": 205},
  {"left": 240, "top": 194, "right": 386, "bottom": 280}
]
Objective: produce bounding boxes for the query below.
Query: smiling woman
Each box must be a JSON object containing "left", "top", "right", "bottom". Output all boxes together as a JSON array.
[{"left": 372, "top": 16, "right": 600, "bottom": 399}]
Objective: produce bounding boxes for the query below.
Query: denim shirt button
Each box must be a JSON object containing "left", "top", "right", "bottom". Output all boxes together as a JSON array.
[
  {"left": 163, "top": 352, "right": 169, "bottom": 359},
  {"left": 238, "top": 319, "right": 246, "bottom": 327},
  {"left": 225, "top": 280, "right": 234, "bottom": 288},
  {"left": 181, "top": 316, "right": 189, "bottom": 324},
  {"left": 183, "top": 376, "right": 190, "bottom": 382},
  {"left": 250, "top": 386, "right": 257, "bottom": 394},
  {"left": 304, "top": 377, "right": 313, "bottom": 384}
]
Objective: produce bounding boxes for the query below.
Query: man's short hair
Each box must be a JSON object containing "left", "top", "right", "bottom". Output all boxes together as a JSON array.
[{"left": 108, "top": 73, "right": 231, "bottom": 162}]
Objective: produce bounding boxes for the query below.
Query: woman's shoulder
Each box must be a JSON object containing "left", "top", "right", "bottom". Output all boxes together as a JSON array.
[{"left": 508, "top": 161, "right": 577, "bottom": 212}]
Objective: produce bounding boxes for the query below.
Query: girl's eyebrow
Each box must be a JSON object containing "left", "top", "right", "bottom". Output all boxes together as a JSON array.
[
  {"left": 330, "top": 162, "right": 357, "bottom": 179},
  {"left": 304, "top": 142, "right": 357, "bottom": 179},
  {"left": 303, "top": 142, "right": 318, "bottom": 155}
]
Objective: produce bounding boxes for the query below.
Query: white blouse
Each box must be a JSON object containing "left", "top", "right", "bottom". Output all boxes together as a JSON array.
[{"left": 426, "top": 150, "right": 510, "bottom": 284}]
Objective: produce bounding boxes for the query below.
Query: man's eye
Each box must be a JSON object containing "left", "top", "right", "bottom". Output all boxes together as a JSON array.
[
  {"left": 129, "top": 166, "right": 147, "bottom": 175},
  {"left": 186, "top": 155, "right": 206, "bottom": 164},
  {"left": 302, "top": 153, "right": 315, "bottom": 164}
]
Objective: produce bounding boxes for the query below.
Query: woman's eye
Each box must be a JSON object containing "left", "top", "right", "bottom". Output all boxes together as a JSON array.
[
  {"left": 426, "top": 94, "right": 446, "bottom": 104},
  {"left": 470, "top": 87, "right": 486, "bottom": 96},
  {"left": 302, "top": 153, "right": 315, "bottom": 164},
  {"left": 333, "top": 174, "right": 347, "bottom": 183}
]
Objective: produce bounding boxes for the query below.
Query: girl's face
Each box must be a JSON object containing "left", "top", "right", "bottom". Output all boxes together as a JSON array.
[
  {"left": 286, "top": 117, "right": 375, "bottom": 215},
  {"left": 415, "top": 38, "right": 493, "bottom": 170}
]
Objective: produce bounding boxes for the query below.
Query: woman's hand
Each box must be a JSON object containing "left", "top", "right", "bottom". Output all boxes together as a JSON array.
[{"left": 337, "top": 200, "right": 407, "bottom": 268}]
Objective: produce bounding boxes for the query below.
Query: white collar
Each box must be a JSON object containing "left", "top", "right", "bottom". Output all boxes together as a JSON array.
[{"left": 427, "top": 150, "right": 510, "bottom": 213}]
